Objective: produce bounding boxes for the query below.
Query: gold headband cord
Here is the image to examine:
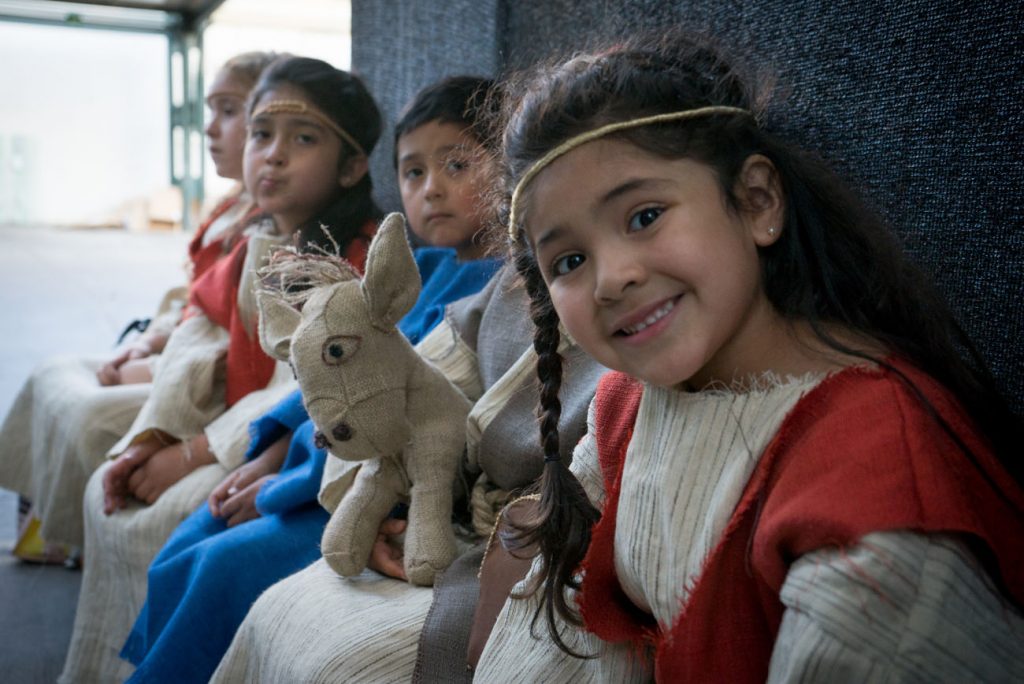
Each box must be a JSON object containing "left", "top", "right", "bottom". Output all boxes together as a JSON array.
[
  {"left": 253, "top": 99, "right": 366, "bottom": 158},
  {"left": 507, "top": 105, "right": 751, "bottom": 239}
]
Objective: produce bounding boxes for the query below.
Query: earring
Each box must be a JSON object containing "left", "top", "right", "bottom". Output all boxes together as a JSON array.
[{"left": 767, "top": 226, "right": 778, "bottom": 236}]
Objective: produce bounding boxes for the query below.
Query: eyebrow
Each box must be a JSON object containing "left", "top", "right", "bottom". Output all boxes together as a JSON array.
[
  {"left": 205, "top": 93, "right": 244, "bottom": 106},
  {"left": 534, "top": 225, "right": 565, "bottom": 250},
  {"left": 533, "top": 176, "right": 673, "bottom": 248},
  {"left": 398, "top": 143, "right": 465, "bottom": 165},
  {"left": 597, "top": 177, "right": 671, "bottom": 207},
  {"left": 250, "top": 113, "right": 328, "bottom": 132}
]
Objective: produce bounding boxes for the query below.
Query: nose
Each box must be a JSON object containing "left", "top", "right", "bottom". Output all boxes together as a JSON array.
[
  {"left": 264, "top": 137, "right": 286, "bottom": 166},
  {"left": 424, "top": 170, "right": 444, "bottom": 200},
  {"left": 205, "top": 116, "right": 219, "bottom": 139},
  {"left": 593, "top": 245, "right": 645, "bottom": 304}
]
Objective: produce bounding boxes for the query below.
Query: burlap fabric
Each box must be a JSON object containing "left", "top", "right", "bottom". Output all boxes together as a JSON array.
[{"left": 260, "top": 214, "right": 470, "bottom": 587}]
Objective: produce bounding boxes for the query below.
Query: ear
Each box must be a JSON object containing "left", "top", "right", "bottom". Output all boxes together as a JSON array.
[
  {"left": 338, "top": 155, "right": 369, "bottom": 189},
  {"left": 257, "top": 291, "right": 302, "bottom": 361},
  {"left": 362, "top": 213, "right": 421, "bottom": 330},
  {"left": 736, "top": 154, "right": 786, "bottom": 247}
]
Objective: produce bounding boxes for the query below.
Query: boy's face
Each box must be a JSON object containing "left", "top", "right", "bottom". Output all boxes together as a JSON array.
[{"left": 396, "top": 121, "right": 488, "bottom": 259}]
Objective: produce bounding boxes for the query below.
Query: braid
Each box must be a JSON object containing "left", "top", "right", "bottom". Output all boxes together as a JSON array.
[{"left": 504, "top": 243, "right": 601, "bottom": 657}]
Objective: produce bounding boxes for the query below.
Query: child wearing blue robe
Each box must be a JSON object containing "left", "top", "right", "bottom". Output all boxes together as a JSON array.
[{"left": 120, "top": 76, "right": 501, "bottom": 684}]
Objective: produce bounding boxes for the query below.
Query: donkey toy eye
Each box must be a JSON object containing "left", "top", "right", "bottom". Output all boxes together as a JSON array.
[{"left": 321, "top": 335, "right": 361, "bottom": 366}]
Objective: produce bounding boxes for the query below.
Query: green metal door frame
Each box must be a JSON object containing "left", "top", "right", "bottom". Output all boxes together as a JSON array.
[{"left": 0, "top": 0, "right": 227, "bottom": 231}]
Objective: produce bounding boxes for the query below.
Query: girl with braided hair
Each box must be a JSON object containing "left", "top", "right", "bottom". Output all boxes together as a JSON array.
[{"left": 479, "top": 29, "right": 1024, "bottom": 682}]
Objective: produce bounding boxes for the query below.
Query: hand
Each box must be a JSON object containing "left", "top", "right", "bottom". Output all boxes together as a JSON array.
[
  {"left": 209, "top": 472, "right": 276, "bottom": 527},
  {"left": 96, "top": 343, "right": 152, "bottom": 386},
  {"left": 142, "top": 331, "right": 170, "bottom": 355},
  {"left": 117, "top": 357, "right": 154, "bottom": 385},
  {"left": 367, "top": 518, "right": 408, "bottom": 581},
  {"left": 126, "top": 434, "right": 216, "bottom": 506},
  {"left": 208, "top": 433, "right": 291, "bottom": 521},
  {"left": 103, "top": 438, "right": 162, "bottom": 513}
]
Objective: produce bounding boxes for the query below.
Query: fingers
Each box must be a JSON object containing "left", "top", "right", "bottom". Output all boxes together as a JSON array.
[
  {"left": 101, "top": 350, "right": 132, "bottom": 376},
  {"left": 133, "top": 479, "right": 156, "bottom": 506},
  {"left": 368, "top": 534, "right": 407, "bottom": 580},
  {"left": 221, "top": 483, "right": 263, "bottom": 527},
  {"left": 231, "top": 465, "right": 261, "bottom": 490},
  {"left": 127, "top": 344, "right": 152, "bottom": 360},
  {"left": 217, "top": 486, "right": 247, "bottom": 521},
  {"left": 367, "top": 518, "right": 408, "bottom": 580},
  {"left": 379, "top": 518, "right": 408, "bottom": 536},
  {"left": 208, "top": 475, "right": 236, "bottom": 517},
  {"left": 96, "top": 364, "right": 121, "bottom": 386},
  {"left": 102, "top": 454, "right": 137, "bottom": 514},
  {"left": 103, "top": 478, "right": 126, "bottom": 515},
  {"left": 226, "top": 504, "right": 259, "bottom": 528}
]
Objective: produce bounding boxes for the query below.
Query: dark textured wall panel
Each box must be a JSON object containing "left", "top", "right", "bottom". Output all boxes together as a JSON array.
[
  {"left": 353, "top": 0, "right": 1023, "bottom": 409},
  {"left": 352, "top": 0, "right": 501, "bottom": 212}
]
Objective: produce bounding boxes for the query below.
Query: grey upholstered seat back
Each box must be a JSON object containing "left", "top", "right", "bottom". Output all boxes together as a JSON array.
[{"left": 351, "top": 0, "right": 1022, "bottom": 412}]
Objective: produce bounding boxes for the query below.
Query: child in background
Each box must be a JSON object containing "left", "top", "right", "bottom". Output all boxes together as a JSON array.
[
  {"left": 0, "top": 51, "right": 274, "bottom": 560},
  {"left": 476, "top": 30, "right": 1024, "bottom": 681},
  {"left": 116, "top": 75, "right": 501, "bottom": 684},
  {"left": 60, "top": 56, "right": 383, "bottom": 684}
]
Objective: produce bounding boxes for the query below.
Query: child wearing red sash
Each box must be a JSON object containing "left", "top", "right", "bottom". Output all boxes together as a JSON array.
[{"left": 480, "top": 30, "right": 1024, "bottom": 682}]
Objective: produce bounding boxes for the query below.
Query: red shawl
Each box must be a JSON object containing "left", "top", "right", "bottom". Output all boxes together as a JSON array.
[
  {"left": 187, "top": 219, "right": 377, "bottom": 407},
  {"left": 580, "top": 360, "right": 1024, "bottom": 682},
  {"left": 187, "top": 195, "right": 248, "bottom": 283}
]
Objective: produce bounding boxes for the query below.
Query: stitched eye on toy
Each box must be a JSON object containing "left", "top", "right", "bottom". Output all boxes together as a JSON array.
[{"left": 321, "top": 335, "right": 361, "bottom": 365}]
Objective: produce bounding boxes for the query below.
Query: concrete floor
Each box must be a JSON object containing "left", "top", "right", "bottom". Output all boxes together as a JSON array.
[{"left": 0, "top": 223, "right": 189, "bottom": 683}]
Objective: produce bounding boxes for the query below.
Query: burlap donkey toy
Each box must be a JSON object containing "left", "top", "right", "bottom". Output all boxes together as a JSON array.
[{"left": 257, "top": 213, "right": 470, "bottom": 586}]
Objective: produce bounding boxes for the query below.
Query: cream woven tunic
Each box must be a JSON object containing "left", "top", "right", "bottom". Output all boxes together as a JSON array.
[
  {"left": 0, "top": 200, "right": 248, "bottom": 548},
  {"left": 477, "top": 377, "right": 1024, "bottom": 682},
  {"left": 59, "top": 226, "right": 297, "bottom": 684}
]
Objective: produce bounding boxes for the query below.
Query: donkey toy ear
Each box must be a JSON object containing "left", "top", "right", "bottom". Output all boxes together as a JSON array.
[
  {"left": 257, "top": 291, "right": 302, "bottom": 361},
  {"left": 361, "top": 212, "right": 421, "bottom": 330}
]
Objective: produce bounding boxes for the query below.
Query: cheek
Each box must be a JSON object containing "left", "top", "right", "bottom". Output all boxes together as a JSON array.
[
  {"left": 223, "top": 118, "right": 247, "bottom": 150},
  {"left": 398, "top": 185, "right": 419, "bottom": 212},
  {"left": 242, "top": 150, "right": 259, "bottom": 187},
  {"left": 458, "top": 186, "right": 486, "bottom": 223},
  {"left": 548, "top": 286, "right": 592, "bottom": 343}
]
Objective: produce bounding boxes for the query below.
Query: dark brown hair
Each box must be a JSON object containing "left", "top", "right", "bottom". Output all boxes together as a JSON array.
[{"left": 499, "top": 29, "right": 1022, "bottom": 655}]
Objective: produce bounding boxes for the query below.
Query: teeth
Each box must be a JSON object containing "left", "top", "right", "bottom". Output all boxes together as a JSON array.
[{"left": 621, "top": 299, "right": 675, "bottom": 335}]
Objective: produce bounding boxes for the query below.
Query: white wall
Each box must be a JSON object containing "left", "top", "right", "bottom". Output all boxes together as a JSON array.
[
  {"left": 202, "top": 0, "right": 351, "bottom": 201},
  {"left": 0, "top": 22, "right": 169, "bottom": 225}
]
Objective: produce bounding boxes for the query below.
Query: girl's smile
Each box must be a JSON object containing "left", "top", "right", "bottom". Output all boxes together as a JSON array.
[{"left": 612, "top": 294, "right": 682, "bottom": 340}]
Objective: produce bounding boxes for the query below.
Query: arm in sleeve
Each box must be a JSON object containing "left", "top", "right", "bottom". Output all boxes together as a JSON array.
[
  {"left": 769, "top": 530, "right": 1024, "bottom": 683},
  {"left": 107, "top": 313, "right": 229, "bottom": 456},
  {"left": 203, "top": 361, "right": 297, "bottom": 470}
]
